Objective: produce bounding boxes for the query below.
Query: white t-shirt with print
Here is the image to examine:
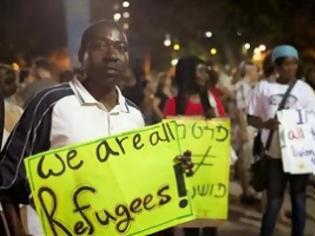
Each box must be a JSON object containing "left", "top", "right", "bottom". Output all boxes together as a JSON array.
[{"left": 248, "top": 79, "right": 315, "bottom": 158}]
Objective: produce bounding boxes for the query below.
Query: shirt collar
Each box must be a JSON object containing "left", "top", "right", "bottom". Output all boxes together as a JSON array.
[{"left": 69, "top": 77, "right": 129, "bottom": 113}]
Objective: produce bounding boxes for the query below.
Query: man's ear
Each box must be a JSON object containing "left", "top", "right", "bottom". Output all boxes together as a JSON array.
[
  {"left": 79, "top": 51, "right": 88, "bottom": 69},
  {"left": 78, "top": 46, "right": 86, "bottom": 64}
]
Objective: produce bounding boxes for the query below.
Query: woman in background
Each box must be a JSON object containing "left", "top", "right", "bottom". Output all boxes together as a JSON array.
[{"left": 164, "top": 56, "right": 218, "bottom": 236}]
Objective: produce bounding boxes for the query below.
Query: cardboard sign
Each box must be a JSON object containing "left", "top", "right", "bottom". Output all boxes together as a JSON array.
[
  {"left": 171, "top": 118, "right": 230, "bottom": 220},
  {"left": 278, "top": 109, "right": 315, "bottom": 174},
  {"left": 25, "top": 121, "right": 194, "bottom": 236},
  {"left": 25, "top": 119, "right": 231, "bottom": 235}
]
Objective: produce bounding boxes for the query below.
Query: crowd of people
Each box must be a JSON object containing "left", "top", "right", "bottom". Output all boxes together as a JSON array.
[{"left": 0, "top": 19, "right": 314, "bottom": 236}]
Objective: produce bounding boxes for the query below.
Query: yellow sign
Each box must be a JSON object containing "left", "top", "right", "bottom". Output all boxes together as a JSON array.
[
  {"left": 25, "top": 121, "right": 195, "bottom": 236},
  {"left": 172, "top": 118, "right": 230, "bottom": 219}
]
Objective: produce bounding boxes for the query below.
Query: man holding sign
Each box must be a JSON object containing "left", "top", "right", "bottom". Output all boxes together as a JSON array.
[
  {"left": 0, "top": 20, "right": 144, "bottom": 235},
  {"left": 248, "top": 45, "right": 315, "bottom": 236}
]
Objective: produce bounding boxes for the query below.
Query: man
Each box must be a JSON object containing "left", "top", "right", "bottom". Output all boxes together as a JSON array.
[
  {"left": 234, "top": 61, "right": 259, "bottom": 204},
  {"left": 0, "top": 19, "right": 144, "bottom": 235}
]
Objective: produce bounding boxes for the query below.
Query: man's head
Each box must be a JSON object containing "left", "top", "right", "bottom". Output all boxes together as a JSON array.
[
  {"left": 78, "top": 20, "right": 129, "bottom": 88},
  {"left": 0, "top": 63, "right": 18, "bottom": 97},
  {"left": 272, "top": 45, "right": 299, "bottom": 82},
  {"left": 239, "top": 61, "right": 258, "bottom": 83}
]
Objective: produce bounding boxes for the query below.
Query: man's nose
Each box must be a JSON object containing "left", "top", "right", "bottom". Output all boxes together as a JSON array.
[{"left": 103, "top": 45, "right": 120, "bottom": 60}]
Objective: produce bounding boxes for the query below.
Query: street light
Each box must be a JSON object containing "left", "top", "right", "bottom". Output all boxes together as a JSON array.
[
  {"left": 113, "top": 13, "right": 121, "bottom": 22},
  {"left": 171, "top": 59, "right": 178, "bottom": 66},
  {"left": 122, "top": 1, "right": 130, "bottom": 8},
  {"left": 164, "top": 39, "right": 171, "bottom": 47},
  {"left": 123, "top": 12, "right": 130, "bottom": 18},
  {"left": 254, "top": 47, "right": 260, "bottom": 54},
  {"left": 123, "top": 23, "right": 129, "bottom": 30},
  {"left": 210, "top": 48, "right": 217, "bottom": 55},
  {"left": 244, "top": 43, "right": 251, "bottom": 50},
  {"left": 259, "top": 44, "right": 266, "bottom": 51},
  {"left": 173, "top": 43, "right": 180, "bottom": 51},
  {"left": 205, "top": 31, "right": 213, "bottom": 38}
]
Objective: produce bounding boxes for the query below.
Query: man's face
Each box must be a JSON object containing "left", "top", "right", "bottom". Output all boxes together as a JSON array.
[
  {"left": 246, "top": 65, "right": 258, "bottom": 82},
  {"left": 276, "top": 57, "right": 298, "bottom": 82},
  {"left": 82, "top": 24, "right": 129, "bottom": 87}
]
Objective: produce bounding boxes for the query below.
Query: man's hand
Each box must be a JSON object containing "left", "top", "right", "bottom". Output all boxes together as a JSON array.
[{"left": 263, "top": 118, "right": 280, "bottom": 130}]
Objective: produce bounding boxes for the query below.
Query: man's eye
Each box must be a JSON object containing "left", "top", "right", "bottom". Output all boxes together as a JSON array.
[
  {"left": 116, "top": 44, "right": 127, "bottom": 52},
  {"left": 89, "top": 41, "right": 107, "bottom": 49}
]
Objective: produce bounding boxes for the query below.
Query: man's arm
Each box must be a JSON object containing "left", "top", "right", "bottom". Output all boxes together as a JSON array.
[{"left": 247, "top": 114, "right": 279, "bottom": 130}]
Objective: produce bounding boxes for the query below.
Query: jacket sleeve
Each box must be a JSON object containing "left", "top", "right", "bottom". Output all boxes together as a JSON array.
[{"left": 0, "top": 89, "right": 56, "bottom": 204}]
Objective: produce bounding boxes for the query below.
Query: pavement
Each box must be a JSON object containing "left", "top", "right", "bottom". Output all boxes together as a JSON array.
[{"left": 174, "top": 179, "right": 315, "bottom": 236}]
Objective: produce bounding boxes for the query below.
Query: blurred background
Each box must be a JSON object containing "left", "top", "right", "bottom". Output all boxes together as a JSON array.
[{"left": 1, "top": 0, "right": 315, "bottom": 72}]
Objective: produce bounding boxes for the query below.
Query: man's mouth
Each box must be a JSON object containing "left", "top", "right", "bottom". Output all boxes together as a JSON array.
[{"left": 106, "top": 67, "right": 119, "bottom": 73}]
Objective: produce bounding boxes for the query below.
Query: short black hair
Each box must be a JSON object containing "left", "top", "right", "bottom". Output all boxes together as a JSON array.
[
  {"left": 274, "top": 56, "right": 298, "bottom": 66},
  {"left": 78, "top": 19, "right": 125, "bottom": 63}
]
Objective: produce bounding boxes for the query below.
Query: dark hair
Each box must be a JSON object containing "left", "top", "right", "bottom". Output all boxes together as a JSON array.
[
  {"left": 19, "top": 69, "right": 30, "bottom": 83},
  {"left": 78, "top": 19, "right": 124, "bottom": 63},
  {"left": 174, "top": 56, "right": 205, "bottom": 115},
  {"left": 33, "top": 57, "right": 51, "bottom": 70},
  {"left": 274, "top": 57, "right": 287, "bottom": 66},
  {"left": 208, "top": 68, "right": 219, "bottom": 85},
  {"left": 274, "top": 56, "right": 299, "bottom": 67},
  {"left": 156, "top": 72, "right": 168, "bottom": 92}
]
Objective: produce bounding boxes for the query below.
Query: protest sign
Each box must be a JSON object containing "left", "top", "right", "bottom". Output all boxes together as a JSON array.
[
  {"left": 25, "top": 121, "right": 195, "bottom": 236},
  {"left": 169, "top": 118, "right": 230, "bottom": 221},
  {"left": 278, "top": 109, "right": 315, "bottom": 174}
]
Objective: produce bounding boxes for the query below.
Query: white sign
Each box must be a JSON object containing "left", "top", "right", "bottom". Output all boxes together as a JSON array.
[{"left": 278, "top": 109, "right": 315, "bottom": 174}]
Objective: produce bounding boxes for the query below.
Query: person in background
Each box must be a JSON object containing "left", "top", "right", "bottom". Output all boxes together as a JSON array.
[
  {"left": 164, "top": 56, "right": 215, "bottom": 119},
  {"left": 155, "top": 72, "right": 173, "bottom": 111},
  {"left": 261, "top": 52, "right": 291, "bottom": 224},
  {"left": 207, "top": 67, "right": 226, "bottom": 117},
  {"left": 140, "top": 72, "right": 174, "bottom": 124},
  {"left": 0, "top": 63, "right": 23, "bottom": 144},
  {"left": 234, "top": 61, "right": 259, "bottom": 205},
  {"left": 123, "top": 59, "right": 147, "bottom": 107},
  {"left": 19, "top": 57, "right": 56, "bottom": 107},
  {"left": 163, "top": 56, "right": 217, "bottom": 236},
  {"left": 248, "top": 45, "right": 315, "bottom": 236},
  {"left": 139, "top": 79, "right": 161, "bottom": 124},
  {"left": 59, "top": 69, "right": 74, "bottom": 83},
  {"left": 0, "top": 63, "right": 26, "bottom": 234}
]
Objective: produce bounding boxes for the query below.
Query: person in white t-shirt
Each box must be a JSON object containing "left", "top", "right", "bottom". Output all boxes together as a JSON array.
[
  {"left": 234, "top": 61, "right": 259, "bottom": 204},
  {"left": 248, "top": 45, "right": 315, "bottom": 236}
]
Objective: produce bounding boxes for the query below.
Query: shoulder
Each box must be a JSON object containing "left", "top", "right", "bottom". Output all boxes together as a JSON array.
[
  {"left": 256, "top": 80, "right": 269, "bottom": 88},
  {"left": 18, "top": 83, "right": 75, "bottom": 128},
  {"left": 296, "top": 79, "right": 312, "bottom": 89},
  {"left": 24, "top": 83, "right": 74, "bottom": 113},
  {"left": 124, "top": 98, "right": 145, "bottom": 125},
  {"left": 252, "top": 80, "right": 270, "bottom": 93},
  {"left": 294, "top": 79, "right": 315, "bottom": 95}
]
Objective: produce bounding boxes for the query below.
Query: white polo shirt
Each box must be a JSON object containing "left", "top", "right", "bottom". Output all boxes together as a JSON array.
[
  {"left": 50, "top": 78, "right": 145, "bottom": 148},
  {"left": 0, "top": 78, "right": 144, "bottom": 203}
]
